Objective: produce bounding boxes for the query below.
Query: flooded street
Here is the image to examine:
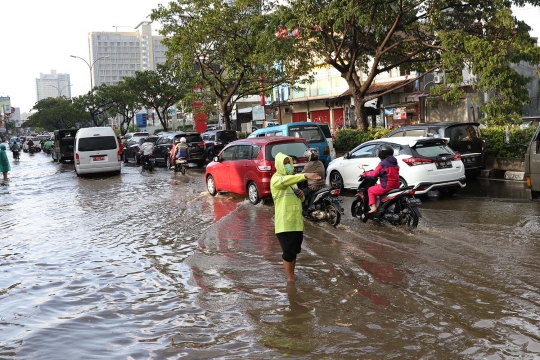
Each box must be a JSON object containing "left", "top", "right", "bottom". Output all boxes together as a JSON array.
[{"left": 2, "top": 147, "right": 540, "bottom": 359}]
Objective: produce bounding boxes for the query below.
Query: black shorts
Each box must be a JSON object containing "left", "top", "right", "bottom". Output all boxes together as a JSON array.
[{"left": 276, "top": 231, "right": 304, "bottom": 262}]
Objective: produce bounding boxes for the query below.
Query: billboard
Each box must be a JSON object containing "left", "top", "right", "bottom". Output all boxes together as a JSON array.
[{"left": 0, "top": 96, "right": 10, "bottom": 115}]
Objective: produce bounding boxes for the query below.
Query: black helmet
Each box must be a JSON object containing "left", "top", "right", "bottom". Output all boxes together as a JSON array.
[
  {"left": 378, "top": 144, "right": 394, "bottom": 160},
  {"left": 303, "top": 147, "right": 319, "bottom": 161}
]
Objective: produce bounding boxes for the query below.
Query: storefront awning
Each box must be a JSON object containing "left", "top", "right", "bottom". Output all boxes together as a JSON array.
[
  {"left": 384, "top": 102, "right": 417, "bottom": 108},
  {"left": 407, "top": 92, "right": 429, "bottom": 98},
  {"left": 237, "top": 107, "right": 252, "bottom": 114}
]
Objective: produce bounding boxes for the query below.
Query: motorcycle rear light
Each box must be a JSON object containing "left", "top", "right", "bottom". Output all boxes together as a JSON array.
[
  {"left": 330, "top": 189, "right": 340, "bottom": 196},
  {"left": 257, "top": 160, "right": 272, "bottom": 171},
  {"left": 403, "top": 157, "right": 433, "bottom": 166},
  {"left": 324, "top": 146, "right": 330, "bottom": 155},
  {"left": 75, "top": 153, "right": 80, "bottom": 165}
]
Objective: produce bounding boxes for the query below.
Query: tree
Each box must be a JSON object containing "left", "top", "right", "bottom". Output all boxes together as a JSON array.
[
  {"left": 124, "top": 65, "right": 189, "bottom": 132},
  {"left": 103, "top": 82, "right": 141, "bottom": 135},
  {"left": 74, "top": 84, "right": 116, "bottom": 127},
  {"left": 152, "top": 0, "right": 310, "bottom": 130},
  {"left": 282, "top": 0, "right": 540, "bottom": 130},
  {"left": 24, "top": 97, "right": 88, "bottom": 130}
]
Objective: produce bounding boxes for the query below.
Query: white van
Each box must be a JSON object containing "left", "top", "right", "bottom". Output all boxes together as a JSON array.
[{"left": 74, "top": 127, "right": 121, "bottom": 176}]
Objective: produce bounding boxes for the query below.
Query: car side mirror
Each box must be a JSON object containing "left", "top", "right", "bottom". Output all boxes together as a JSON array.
[
  {"left": 213, "top": 156, "right": 220, "bottom": 162},
  {"left": 345, "top": 152, "right": 351, "bottom": 159}
]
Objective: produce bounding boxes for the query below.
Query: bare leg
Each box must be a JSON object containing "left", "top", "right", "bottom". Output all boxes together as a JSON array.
[{"left": 283, "top": 259, "right": 296, "bottom": 282}]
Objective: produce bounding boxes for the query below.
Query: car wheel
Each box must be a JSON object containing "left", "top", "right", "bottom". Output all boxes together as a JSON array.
[
  {"left": 399, "top": 177, "right": 408, "bottom": 188},
  {"left": 207, "top": 175, "right": 217, "bottom": 196},
  {"left": 247, "top": 181, "right": 260, "bottom": 205},
  {"left": 329, "top": 171, "right": 344, "bottom": 191}
]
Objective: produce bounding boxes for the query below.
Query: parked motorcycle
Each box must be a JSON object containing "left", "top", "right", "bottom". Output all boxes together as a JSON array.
[
  {"left": 301, "top": 186, "right": 343, "bottom": 227},
  {"left": 174, "top": 158, "right": 187, "bottom": 175},
  {"left": 351, "top": 175, "right": 422, "bottom": 229},
  {"left": 140, "top": 152, "right": 155, "bottom": 172}
]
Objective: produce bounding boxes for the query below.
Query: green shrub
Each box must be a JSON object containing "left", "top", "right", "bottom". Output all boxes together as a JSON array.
[
  {"left": 237, "top": 132, "right": 249, "bottom": 139},
  {"left": 335, "top": 128, "right": 391, "bottom": 152},
  {"left": 480, "top": 125, "right": 535, "bottom": 158}
]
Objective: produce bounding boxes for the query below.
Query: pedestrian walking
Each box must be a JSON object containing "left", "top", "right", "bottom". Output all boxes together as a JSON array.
[
  {"left": 270, "top": 152, "right": 321, "bottom": 282},
  {"left": 0, "top": 145, "right": 11, "bottom": 181}
]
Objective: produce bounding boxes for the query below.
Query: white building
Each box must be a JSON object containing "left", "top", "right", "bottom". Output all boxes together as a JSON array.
[
  {"left": 88, "top": 21, "right": 167, "bottom": 87},
  {"left": 35, "top": 70, "right": 72, "bottom": 102}
]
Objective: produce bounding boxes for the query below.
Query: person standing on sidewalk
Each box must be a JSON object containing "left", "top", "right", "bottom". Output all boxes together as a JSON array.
[
  {"left": 0, "top": 145, "right": 11, "bottom": 181},
  {"left": 271, "top": 152, "right": 321, "bottom": 282}
]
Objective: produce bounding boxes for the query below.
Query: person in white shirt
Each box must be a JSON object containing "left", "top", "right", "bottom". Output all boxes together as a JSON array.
[{"left": 139, "top": 138, "right": 154, "bottom": 164}]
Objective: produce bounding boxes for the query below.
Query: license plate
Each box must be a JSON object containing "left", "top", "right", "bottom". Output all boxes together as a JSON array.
[
  {"left": 93, "top": 156, "right": 105, "bottom": 161},
  {"left": 436, "top": 161, "right": 452, "bottom": 169},
  {"left": 407, "top": 197, "right": 422, "bottom": 205}
]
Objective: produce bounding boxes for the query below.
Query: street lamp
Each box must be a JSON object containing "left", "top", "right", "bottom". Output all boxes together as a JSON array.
[
  {"left": 47, "top": 84, "right": 73, "bottom": 97},
  {"left": 70, "top": 54, "right": 109, "bottom": 91}
]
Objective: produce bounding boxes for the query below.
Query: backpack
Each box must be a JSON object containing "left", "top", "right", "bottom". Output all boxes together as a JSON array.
[{"left": 176, "top": 145, "right": 188, "bottom": 159}]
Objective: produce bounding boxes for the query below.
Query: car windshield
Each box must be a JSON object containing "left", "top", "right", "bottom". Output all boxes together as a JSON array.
[
  {"left": 185, "top": 134, "right": 203, "bottom": 143},
  {"left": 288, "top": 125, "right": 324, "bottom": 142},
  {"left": 217, "top": 131, "right": 237, "bottom": 142},
  {"left": 266, "top": 142, "right": 309, "bottom": 161},
  {"left": 412, "top": 141, "right": 455, "bottom": 159},
  {"left": 78, "top": 136, "right": 117, "bottom": 152},
  {"left": 446, "top": 125, "right": 480, "bottom": 141}
]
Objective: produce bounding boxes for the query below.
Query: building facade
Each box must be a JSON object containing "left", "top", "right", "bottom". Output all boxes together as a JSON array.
[
  {"left": 88, "top": 21, "right": 167, "bottom": 87},
  {"left": 35, "top": 70, "right": 72, "bottom": 102}
]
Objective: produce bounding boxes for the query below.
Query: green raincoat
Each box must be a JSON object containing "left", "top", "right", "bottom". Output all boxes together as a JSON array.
[
  {"left": 271, "top": 152, "right": 308, "bottom": 234},
  {"left": 0, "top": 145, "right": 10, "bottom": 173}
]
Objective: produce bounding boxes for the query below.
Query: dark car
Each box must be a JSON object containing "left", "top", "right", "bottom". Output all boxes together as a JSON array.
[
  {"left": 202, "top": 130, "right": 238, "bottom": 162},
  {"left": 153, "top": 131, "right": 206, "bottom": 168},
  {"left": 387, "top": 122, "right": 485, "bottom": 175},
  {"left": 205, "top": 136, "right": 309, "bottom": 204},
  {"left": 123, "top": 136, "right": 158, "bottom": 164}
]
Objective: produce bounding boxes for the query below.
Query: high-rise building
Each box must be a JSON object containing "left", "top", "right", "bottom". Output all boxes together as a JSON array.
[
  {"left": 88, "top": 21, "right": 167, "bottom": 87},
  {"left": 35, "top": 70, "right": 72, "bottom": 102}
]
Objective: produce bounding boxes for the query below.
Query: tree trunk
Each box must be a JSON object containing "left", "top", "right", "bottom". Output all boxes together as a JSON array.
[
  {"left": 354, "top": 100, "right": 368, "bottom": 131},
  {"left": 221, "top": 101, "right": 231, "bottom": 130}
]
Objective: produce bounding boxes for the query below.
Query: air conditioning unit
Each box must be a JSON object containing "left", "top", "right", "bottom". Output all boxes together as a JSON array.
[{"left": 433, "top": 74, "right": 442, "bottom": 84}]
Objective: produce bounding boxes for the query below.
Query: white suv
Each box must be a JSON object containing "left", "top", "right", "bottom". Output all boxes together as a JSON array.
[
  {"left": 23, "top": 137, "right": 41, "bottom": 152},
  {"left": 326, "top": 136, "right": 466, "bottom": 195}
]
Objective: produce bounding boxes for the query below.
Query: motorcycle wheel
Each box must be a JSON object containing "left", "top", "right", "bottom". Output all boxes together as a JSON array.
[
  {"left": 181, "top": 165, "right": 186, "bottom": 175},
  {"left": 400, "top": 204, "right": 419, "bottom": 229},
  {"left": 326, "top": 203, "right": 341, "bottom": 227},
  {"left": 351, "top": 198, "right": 368, "bottom": 223},
  {"left": 149, "top": 162, "right": 154, "bottom": 172}
]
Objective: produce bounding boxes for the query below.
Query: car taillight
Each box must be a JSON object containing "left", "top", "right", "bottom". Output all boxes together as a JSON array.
[
  {"left": 117, "top": 148, "right": 122, "bottom": 161},
  {"left": 75, "top": 153, "right": 80, "bottom": 165},
  {"left": 257, "top": 160, "right": 272, "bottom": 171},
  {"left": 408, "top": 190, "right": 416, "bottom": 196},
  {"left": 403, "top": 157, "right": 433, "bottom": 166},
  {"left": 330, "top": 189, "right": 340, "bottom": 196},
  {"left": 453, "top": 153, "right": 461, "bottom": 161},
  {"left": 199, "top": 142, "right": 206, "bottom": 148},
  {"left": 324, "top": 146, "right": 330, "bottom": 155}
]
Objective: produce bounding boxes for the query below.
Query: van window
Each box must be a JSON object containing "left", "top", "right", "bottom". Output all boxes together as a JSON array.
[
  {"left": 318, "top": 124, "right": 332, "bottom": 138},
  {"left": 78, "top": 136, "right": 117, "bottom": 152},
  {"left": 447, "top": 125, "right": 480, "bottom": 141},
  {"left": 217, "top": 131, "right": 237, "bottom": 142},
  {"left": 288, "top": 125, "right": 324, "bottom": 142},
  {"left": 266, "top": 142, "right": 309, "bottom": 160},
  {"left": 184, "top": 134, "right": 203, "bottom": 143},
  {"left": 412, "top": 141, "right": 455, "bottom": 158}
]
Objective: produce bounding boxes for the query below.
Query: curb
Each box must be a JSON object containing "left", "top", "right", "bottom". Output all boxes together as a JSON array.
[{"left": 479, "top": 169, "right": 525, "bottom": 181}]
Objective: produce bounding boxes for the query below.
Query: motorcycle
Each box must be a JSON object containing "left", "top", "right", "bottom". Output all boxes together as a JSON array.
[
  {"left": 29, "top": 145, "right": 36, "bottom": 154},
  {"left": 12, "top": 148, "right": 20, "bottom": 160},
  {"left": 140, "top": 152, "right": 155, "bottom": 172},
  {"left": 301, "top": 185, "right": 344, "bottom": 227},
  {"left": 44, "top": 146, "right": 53, "bottom": 155},
  {"left": 351, "top": 174, "right": 422, "bottom": 229},
  {"left": 174, "top": 158, "right": 187, "bottom": 175}
]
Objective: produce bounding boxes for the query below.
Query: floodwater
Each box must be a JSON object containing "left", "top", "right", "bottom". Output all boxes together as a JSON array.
[{"left": 1, "top": 147, "right": 540, "bottom": 359}]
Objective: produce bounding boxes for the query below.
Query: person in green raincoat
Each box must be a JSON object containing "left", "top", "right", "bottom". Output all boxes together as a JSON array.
[
  {"left": 0, "top": 145, "right": 11, "bottom": 181},
  {"left": 270, "top": 152, "right": 321, "bottom": 282}
]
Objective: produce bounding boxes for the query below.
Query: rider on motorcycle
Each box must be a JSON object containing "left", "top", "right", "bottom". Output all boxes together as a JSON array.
[
  {"left": 301, "top": 148, "right": 326, "bottom": 202},
  {"left": 174, "top": 137, "right": 189, "bottom": 162},
  {"left": 361, "top": 144, "right": 400, "bottom": 213},
  {"left": 139, "top": 138, "right": 155, "bottom": 165}
]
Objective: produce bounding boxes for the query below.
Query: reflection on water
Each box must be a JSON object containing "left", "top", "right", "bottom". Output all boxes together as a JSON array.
[{"left": 2, "top": 148, "right": 540, "bottom": 359}]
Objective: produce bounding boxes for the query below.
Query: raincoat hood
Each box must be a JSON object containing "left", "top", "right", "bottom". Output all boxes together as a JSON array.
[
  {"left": 274, "top": 152, "right": 293, "bottom": 176},
  {"left": 0, "top": 145, "right": 5, "bottom": 151}
]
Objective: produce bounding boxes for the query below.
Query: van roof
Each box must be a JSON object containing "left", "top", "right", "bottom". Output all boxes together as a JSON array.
[{"left": 76, "top": 127, "right": 116, "bottom": 136}]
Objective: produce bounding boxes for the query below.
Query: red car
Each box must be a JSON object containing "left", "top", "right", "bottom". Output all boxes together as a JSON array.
[{"left": 205, "top": 136, "right": 310, "bottom": 204}]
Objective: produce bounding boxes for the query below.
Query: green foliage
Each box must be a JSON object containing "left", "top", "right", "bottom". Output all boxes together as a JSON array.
[
  {"left": 335, "top": 128, "right": 390, "bottom": 152},
  {"left": 237, "top": 132, "right": 249, "bottom": 139},
  {"left": 480, "top": 125, "right": 536, "bottom": 158},
  {"left": 25, "top": 97, "right": 88, "bottom": 131}
]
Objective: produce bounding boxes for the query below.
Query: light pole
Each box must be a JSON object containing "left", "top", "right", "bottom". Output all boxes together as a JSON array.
[
  {"left": 47, "top": 84, "right": 73, "bottom": 97},
  {"left": 70, "top": 54, "right": 109, "bottom": 91},
  {"left": 422, "top": 80, "right": 435, "bottom": 123}
]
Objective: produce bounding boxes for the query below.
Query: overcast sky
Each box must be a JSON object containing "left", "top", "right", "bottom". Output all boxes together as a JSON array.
[{"left": 1, "top": 1, "right": 539, "bottom": 114}]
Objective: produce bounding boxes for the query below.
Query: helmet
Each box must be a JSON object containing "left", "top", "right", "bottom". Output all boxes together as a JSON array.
[
  {"left": 303, "top": 147, "right": 319, "bottom": 161},
  {"left": 378, "top": 144, "right": 394, "bottom": 160},
  {"left": 180, "top": 137, "right": 187, "bottom": 144}
]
